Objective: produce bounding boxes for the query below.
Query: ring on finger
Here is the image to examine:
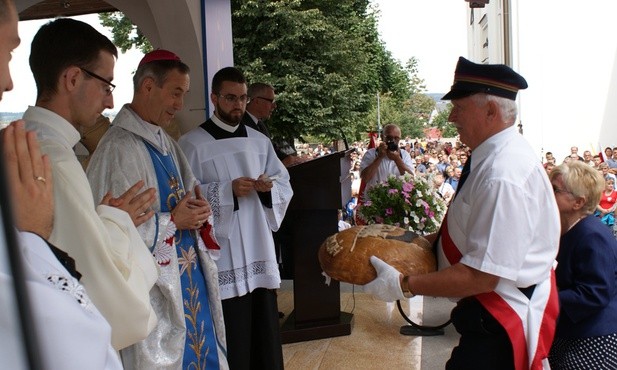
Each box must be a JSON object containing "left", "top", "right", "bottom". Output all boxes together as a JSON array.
[{"left": 35, "top": 176, "right": 46, "bottom": 183}]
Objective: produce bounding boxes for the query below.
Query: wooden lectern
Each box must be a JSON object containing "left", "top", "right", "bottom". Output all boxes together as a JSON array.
[{"left": 278, "top": 149, "right": 354, "bottom": 344}]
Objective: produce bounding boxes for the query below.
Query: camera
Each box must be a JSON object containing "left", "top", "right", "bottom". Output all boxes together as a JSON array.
[{"left": 386, "top": 140, "right": 398, "bottom": 152}]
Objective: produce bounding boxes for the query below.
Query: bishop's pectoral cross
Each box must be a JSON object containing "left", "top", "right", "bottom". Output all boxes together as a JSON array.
[
  {"left": 170, "top": 175, "right": 182, "bottom": 197},
  {"left": 166, "top": 175, "right": 186, "bottom": 211}
]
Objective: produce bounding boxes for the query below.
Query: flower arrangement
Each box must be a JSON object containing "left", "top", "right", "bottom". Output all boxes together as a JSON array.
[{"left": 357, "top": 174, "right": 446, "bottom": 234}]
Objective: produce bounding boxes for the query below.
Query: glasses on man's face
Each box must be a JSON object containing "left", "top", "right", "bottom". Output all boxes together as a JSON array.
[
  {"left": 218, "top": 94, "right": 250, "bottom": 104},
  {"left": 80, "top": 67, "right": 115, "bottom": 96},
  {"left": 255, "top": 96, "right": 276, "bottom": 104}
]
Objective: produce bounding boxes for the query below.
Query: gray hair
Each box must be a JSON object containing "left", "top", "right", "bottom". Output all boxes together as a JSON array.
[
  {"left": 471, "top": 93, "right": 518, "bottom": 125},
  {"left": 133, "top": 59, "right": 190, "bottom": 92},
  {"left": 247, "top": 82, "right": 274, "bottom": 98}
]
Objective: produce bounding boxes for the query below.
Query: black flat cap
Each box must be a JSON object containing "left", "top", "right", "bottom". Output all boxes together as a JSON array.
[{"left": 442, "top": 57, "right": 528, "bottom": 101}]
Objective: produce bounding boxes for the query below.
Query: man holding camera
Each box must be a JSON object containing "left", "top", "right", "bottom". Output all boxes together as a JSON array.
[{"left": 359, "top": 123, "right": 414, "bottom": 190}]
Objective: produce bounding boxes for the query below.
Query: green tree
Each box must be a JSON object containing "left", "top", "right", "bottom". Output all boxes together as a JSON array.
[
  {"left": 99, "top": 12, "right": 152, "bottom": 53},
  {"left": 362, "top": 57, "right": 433, "bottom": 141},
  {"left": 99, "top": 2, "right": 424, "bottom": 145},
  {"left": 231, "top": 0, "right": 390, "bottom": 145},
  {"left": 431, "top": 103, "right": 458, "bottom": 138}
]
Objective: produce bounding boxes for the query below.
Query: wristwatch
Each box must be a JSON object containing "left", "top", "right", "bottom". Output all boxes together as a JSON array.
[{"left": 401, "top": 275, "right": 414, "bottom": 298}]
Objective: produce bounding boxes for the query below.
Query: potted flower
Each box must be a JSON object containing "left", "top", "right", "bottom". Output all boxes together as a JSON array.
[{"left": 357, "top": 174, "right": 446, "bottom": 234}]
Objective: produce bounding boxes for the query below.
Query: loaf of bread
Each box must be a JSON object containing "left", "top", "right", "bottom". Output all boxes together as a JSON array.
[{"left": 318, "top": 224, "right": 436, "bottom": 285}]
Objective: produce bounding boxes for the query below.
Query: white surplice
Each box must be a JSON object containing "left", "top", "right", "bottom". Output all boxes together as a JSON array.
[
  {"left": 0, "top": 232, "right": 122, "bottom": 370},
  {"left": 23, "top": 106, "right": 158, "bottom": 350},
  {"left": 179, "top": 119, "right": 293, "bottom": 300}
]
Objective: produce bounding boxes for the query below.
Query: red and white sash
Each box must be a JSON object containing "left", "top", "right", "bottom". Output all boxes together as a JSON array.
[{"left": 441, "top": 216, "right": 559, "bottom": 370}]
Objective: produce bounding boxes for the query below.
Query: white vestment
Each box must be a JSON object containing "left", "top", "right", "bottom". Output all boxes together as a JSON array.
[
  {"left": 179, "top": 119, "right": 293, "bottom": 300},
  {"left": 23, "top": 106, "right": 158, "bottom": 350},
  {"left": 86, "top": 105, "right": 228, "bottom": 369},
  {"left": 0, "top": 231, "right": 122, "bottom": 370}
]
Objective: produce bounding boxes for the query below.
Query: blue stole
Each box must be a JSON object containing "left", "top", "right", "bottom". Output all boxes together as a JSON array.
[{"left": 144, "top": 141, "right": 220, "bottom": 369}]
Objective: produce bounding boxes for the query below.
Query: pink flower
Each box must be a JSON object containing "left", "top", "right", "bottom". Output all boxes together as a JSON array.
[
  {"left": 402, "top": 182, "right": 414, "bottom": 192},
  {"left": 388, "top": 189, "right": 399, "bottom": 195},
  {"left": 385, "top": 208, "right": 393, "bottom": 216}
]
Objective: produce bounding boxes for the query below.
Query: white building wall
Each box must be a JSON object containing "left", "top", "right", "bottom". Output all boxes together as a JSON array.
[{"left": 467, "top": 0, "right": 617, "bottom": 162}]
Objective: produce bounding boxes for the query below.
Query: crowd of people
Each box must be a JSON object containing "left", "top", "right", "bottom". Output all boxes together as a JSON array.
[
  {"left": 336, "top": 135, "right": 617, "bottom": 239},
  {"left": 337, "top": 132, "right": 472, "bottom": 224},
  {"left": 1, "top": 2, "right": 616, "bottom": 369},
  {"left": 543, "top": 146, "right": 617, "bottom": 235}
]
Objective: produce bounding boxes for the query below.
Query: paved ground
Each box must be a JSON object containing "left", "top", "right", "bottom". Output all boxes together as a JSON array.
[
  {"left": 418, "top": 296, "right": 459, "bottom": 370},
  {"left": 341, "top": 282, "right": 460, "bottom": 369}
]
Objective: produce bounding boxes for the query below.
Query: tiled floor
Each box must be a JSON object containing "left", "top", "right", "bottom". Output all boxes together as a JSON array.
[{"left": 278, "top": 283, "right": 459, "bottom": 370}]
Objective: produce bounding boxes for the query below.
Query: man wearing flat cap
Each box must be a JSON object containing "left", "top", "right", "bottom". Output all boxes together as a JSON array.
[
  {"left": 87, "top": 50, "right": 229, "bottom": 369},
  {"left": 365, "top": 57, "right": 560, "bottom": 369}
]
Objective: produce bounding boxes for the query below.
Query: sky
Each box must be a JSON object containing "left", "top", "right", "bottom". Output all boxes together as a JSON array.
[
  {"left": 0, "top": 14, "right": 143, "bottom": 113},
  {"left": 0, "top": 1, "right": 468, "bottom": 113},
  {"left": 372, "top": 0, "right": 468, "bottom": 93}
]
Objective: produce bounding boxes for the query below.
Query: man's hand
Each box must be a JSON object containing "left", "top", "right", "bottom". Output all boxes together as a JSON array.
[
  {"left": 232, "top": 177, "right": 256, "bottom": 197},
  {"left": 101, "top": 180, "right": 156, "bottom": 227},
  {"left": 385, "top": 148, "right": 402, "bottom": 161},
  {"left": 3, "top": 120, "right": 54, "bottom": 239},
  {"left": 376, "top": 142, "right": 388, "bottom": 158},
  {"left": 364, "top": 256, "right": 406, "bottom": 302},
  {"left": 254, "top": 174, "right": 274, "bottom": 192},
  {"left": 171, "top": 188, "right": 212, "bottom": 230}
]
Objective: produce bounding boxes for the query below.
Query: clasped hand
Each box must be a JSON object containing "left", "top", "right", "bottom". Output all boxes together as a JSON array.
[
  {"left": 171, "top": 185, "right": 212, "bottom": 230},
  {"left": 232, "top": 174, "right": 273, "bottom": 197}
]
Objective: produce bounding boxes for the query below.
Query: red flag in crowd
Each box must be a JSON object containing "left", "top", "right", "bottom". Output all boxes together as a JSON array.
[
  {"left": 599, "top": 143, "right": 607, "bottom": 163},
  {"left": 355, "top": 131, "right": 379, "bottom": 225}
]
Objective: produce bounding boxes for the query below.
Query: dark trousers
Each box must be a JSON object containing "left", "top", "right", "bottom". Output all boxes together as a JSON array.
[
  {"left": 222, "top": 288, "right": 284, "bottom": 370},
  {"left": 446, "top": 297, "right": 515, "bottom": 370}
]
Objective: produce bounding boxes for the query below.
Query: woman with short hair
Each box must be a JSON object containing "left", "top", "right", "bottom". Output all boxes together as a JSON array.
[{"left": 548, "top": 161, "right": 617, "bottom": 369}]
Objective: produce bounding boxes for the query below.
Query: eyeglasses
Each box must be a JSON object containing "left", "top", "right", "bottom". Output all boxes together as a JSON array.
[
  {"left": 80, "top": 67, "right": 115, "bottom": 96},
  {"left": 255, "top": 96, "right": 276, "bottom": 104},
  {"left": 552, "top": 185, "right": 573, "bottom": 195},
  {"left": 218, "top": 94, "right": 250, "bottom": 104}
]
